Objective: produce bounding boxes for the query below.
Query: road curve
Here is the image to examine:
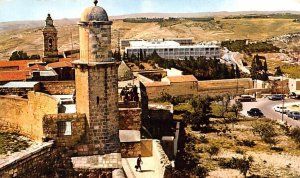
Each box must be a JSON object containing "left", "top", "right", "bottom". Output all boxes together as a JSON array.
[{"left": 241, "top": 98, "right": 300, "bottom": 128}]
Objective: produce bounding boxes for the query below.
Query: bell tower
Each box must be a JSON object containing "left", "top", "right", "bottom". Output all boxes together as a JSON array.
[
  {"left": 73, "top": 0, "right": 120, "bottom": 155},
  {"left": 42, "top": 14, "right": 58, "bottom": 63}
]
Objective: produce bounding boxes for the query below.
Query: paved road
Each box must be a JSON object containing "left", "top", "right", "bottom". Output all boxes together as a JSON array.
[{"left": 241, "top": 98, "right": 300, "bottom": 128}]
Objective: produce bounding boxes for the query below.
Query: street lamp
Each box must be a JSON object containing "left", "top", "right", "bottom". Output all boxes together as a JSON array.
[{"left": 282, "top": 75, "right": 284, "bottom": 122}]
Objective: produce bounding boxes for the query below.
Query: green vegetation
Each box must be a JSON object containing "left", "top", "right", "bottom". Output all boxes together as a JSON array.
[
  {"left": 281, "top": 64, "right": 300, "bottom": 78},
  {"left": 145, "top": 50, "right": 240, "bottom": 80},
  {"left": 219, "top": 156, "right": 254, "bottom": 178},
  {"left": 0, "top": 133, "right": 30, "bottom": 154},
  {"left": 221, "top": 40, "right": 279, "bottom": 54},
  {"left": 290, "top": 127, "right": 300, "bottom": 147},
  {"left": 253, "top": 122, "right": 278, "bottom": 146},
  {"left": 9, "top": 50, "right": 40, "bottom": 61},
  {"left": 224, "top": 13, "right": 300, "bottom": 21},
  {"left": 184, "top": 17, "right": 215, "bottom": 22},
  {"left": 250, "top": 54, "right": 269, "bottom": 81},
  {"left": 123, "top": 18, "right": 164, "bottom": 23},
  {"left": 169, "top": 93, "right": 300, "bottom": 177}
]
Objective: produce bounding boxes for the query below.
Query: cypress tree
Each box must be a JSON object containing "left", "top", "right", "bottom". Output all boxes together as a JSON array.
[{"left": 263, "top": 59, "right": 268, "bottom": 72}]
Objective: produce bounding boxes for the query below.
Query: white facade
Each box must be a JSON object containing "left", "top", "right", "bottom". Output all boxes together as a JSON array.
[{"left": 125, "top": 40, "right": 221, "bottom": 60}]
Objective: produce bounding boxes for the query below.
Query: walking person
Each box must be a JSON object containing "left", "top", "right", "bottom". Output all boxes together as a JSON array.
[{"left": 135, "top": 154, "right": 143, "bottom": 172}]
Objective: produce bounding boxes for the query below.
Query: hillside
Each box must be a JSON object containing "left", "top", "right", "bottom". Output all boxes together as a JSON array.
[{"left": 0, "top": 14, "right": 300, "bottom": 59}]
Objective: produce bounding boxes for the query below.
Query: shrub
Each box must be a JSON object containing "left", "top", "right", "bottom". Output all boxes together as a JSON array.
[
  {"left": 199, "top": 135, "right": 209, "bottom": 144},
  {"left": 236, "top": 139, "right": 256, "bottom": 147},
  {"left": 219, "top": 156, "right": 254, "bottom": 178},
  {"left": 193, "top": 165, "right": 209, "bottom": 178},
  {"left": 207, "top": 145, "right": 220, "bottom": 159},
  {"left": 290, "top": 127, "right": 300, "bottom": 146},
  {"left": 270, "top": 147, "right": 284, "bottom": 152},
  {"left": 252, "top": 123, "right": 278, "bottom": 146},
  {"left": 236, "top": 148, "right": 245, "bottom": 155}
]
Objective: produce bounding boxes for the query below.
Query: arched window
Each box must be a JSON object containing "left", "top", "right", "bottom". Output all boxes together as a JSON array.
[
  {"left": 48, "top": 38, "right": 53, "bottom": 48},
  {"left": 97, "top": 96, "right": 100, "bottom": 105}
]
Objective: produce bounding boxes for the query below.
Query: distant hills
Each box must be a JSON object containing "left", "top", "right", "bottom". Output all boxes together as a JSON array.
[
  {"left": 110, "top": 11, "right": 300, "bottom": 19},
  {"left": 1, "top": 11, "right": 300, "bottom": 32}
]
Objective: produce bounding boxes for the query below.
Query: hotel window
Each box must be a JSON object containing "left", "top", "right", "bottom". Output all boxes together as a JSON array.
[{"left": 57, "top": 121, "right": 72, "bottom": 136}]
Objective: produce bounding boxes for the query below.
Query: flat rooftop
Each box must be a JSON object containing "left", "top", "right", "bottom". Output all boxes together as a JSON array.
[
  {"left": 0, "top": 81, "right": 39, "bottom": 88},
  {"left": 127, "top": 40, "right": 219, "bottom": 49}
]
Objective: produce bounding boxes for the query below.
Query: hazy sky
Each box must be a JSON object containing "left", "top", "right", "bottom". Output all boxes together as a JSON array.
[{"left": 0, "top": 0, "right": 300, "bottom": 22}]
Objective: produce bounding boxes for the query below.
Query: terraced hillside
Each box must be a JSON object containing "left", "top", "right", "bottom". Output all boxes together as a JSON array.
[{"left": 0, "top": 18, "right": 300, "bottom": 59}]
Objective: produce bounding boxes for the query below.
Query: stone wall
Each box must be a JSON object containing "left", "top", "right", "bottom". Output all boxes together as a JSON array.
[
  {"left": 119, "top": 108, "right": 141, "bottom": 130},
  {"left": 40, "top": 81, "right": 75, "bottom": 95},
  {"left": 144, "top": 82, "right": 197, "bottom": 100},
  {"left": 142, "top": 78, "right": 254, "bottom": 100},
  {"left": 121, "top": 142, "right": 141, "bottom": 158},
  {"left": 43, "top": 113, "right": 86, "bottom": 147},
  {"left": 74, "top": 63, "right": 120, "bottom": 155},
  {"left": 0, "top": 142, "right": 57, "bottom": 178},
  {"left": 0, "top": 84, "right": 40, "bottom": 96},
  {"left": 121, "top": 139, "right": 153, "bottom": 158},
  {"left": 0, "top": 92, "right": 58, "bottom": 141},
  {"left": 152, "top": 140, "right": 172, "bottom": 178},
  {"left": 198, "top": 78, "right": 253, "bottom": 96}
]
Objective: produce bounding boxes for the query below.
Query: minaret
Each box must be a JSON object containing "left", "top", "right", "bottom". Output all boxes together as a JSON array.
[
  {"left": 73, "top": 0, "right": 120, "bottom": 155},
  {"left": 42, "top": 14, "right": 58, "bottom": 63}
]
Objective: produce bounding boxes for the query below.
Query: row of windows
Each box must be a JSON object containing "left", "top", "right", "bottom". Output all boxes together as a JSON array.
[{"left": 128, "top": 48, "right": 220, "bottom": 53}]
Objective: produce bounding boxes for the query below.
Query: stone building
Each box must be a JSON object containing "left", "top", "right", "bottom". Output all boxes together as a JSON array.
[
  {"left": 42, "top": 14, "right": 59, "bottom": 63},
  {"left": 73, "top": 0, "right": 120, "bottom": 155}
]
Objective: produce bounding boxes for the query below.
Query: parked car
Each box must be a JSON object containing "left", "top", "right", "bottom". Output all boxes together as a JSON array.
[
  {"left": 289, "top": 92, "right": 300, "bottom": 99},
  {"left": 273, "top": 106, "right": 289, "bottom": 113},
  {"left": 247, "top": 108, "right": 264, "bottom": 117},
  {"left": 236, "top": 95, "right": 256, "bottom": 102},
  {"left": 268, "top": 94, "right": 284, "bottom": 100},
  {"left": 287, "top": 111, "right": 300, "bottom": 120}
]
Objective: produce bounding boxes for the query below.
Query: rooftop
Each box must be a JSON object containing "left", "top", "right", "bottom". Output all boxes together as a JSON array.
[
  {"left": 0, "top": 60, "right": 41, "bottom": 70},
  {"left": 47, "top": 61, "right": 73, "bottom": 69},
  {"left": 143, "top": 82, "right": 169, "bottom": 87},
  {"left": 71, "top": 153, "right": 122, "bottom": 170},
  {"left": 0, "top": 81, "right": 39, "bottom": 88},
  {"left": 119, "top": 130, "right": 141, "bottom": 143},
  {"left": 165, "top": 75, "right": 198, "bottom": 83},
  {"left": 127, "top": 40, "right": 219, "bottom": 49},
  {"left": 0, "top": 71, "right": 31, "bottom": 82},
  {"left": 26, "top": 64, "right": 47, "bottom": 71}
]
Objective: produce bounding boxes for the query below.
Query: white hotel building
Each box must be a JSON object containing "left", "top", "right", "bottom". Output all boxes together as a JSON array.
[{"left": 125, "top": 40, "right": 221, "bottom": 60}]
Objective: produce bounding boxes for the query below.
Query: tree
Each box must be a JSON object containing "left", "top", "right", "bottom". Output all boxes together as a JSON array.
[
  {"left": 235, "top": 65, "right": 241, "bottom": 78},
  {"left": 253, "top": 122, "right": 278, "bottom": 147},
  {"left": 207, "top": 145, "right": 220, "bottom": 159},
  {"left": 230, "top": 64, "right": 236, "bottom": 78},
  {"left": 10, "top": 51, "right": 29, "bottom": 60},
  {"left": 139, "top": 49, "right": 144, "bottom": 61},
  {"left": 290, "top": 127, "right": 300, "bottom": 146},
  {"left": 275, "top": 66, "right": 283, "bottom": 76},
  {"left": 185, "top": 96, "right": 212, "bottom": 129},
  {"left": 231, "top": 100, "right": 243, "bottom": 119},
  {"left": 263, "top": 59, "right": 268, "bottom": 72}
]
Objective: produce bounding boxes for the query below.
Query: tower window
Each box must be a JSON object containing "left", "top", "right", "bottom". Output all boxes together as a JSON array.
[
  {"left": 48, "top": 38, "right": 53, "bottom": 48},
  {"left": 57, "top": 121, "right": 72, "bottom": 136},
  {"left": 97, "top": 96, "right": 100, "bottom": 105}
]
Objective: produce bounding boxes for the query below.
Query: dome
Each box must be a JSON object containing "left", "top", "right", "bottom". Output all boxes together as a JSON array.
[
  {"left": 80, "top": 5, "right": 109, "bottom": 22},
  {"left": 118, "top": 61, "right": 134, "bottom": 81}
]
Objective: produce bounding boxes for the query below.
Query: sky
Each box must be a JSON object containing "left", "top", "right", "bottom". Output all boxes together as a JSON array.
[{"left": 0, "top": 0, "right": 300, "bottom": 22}]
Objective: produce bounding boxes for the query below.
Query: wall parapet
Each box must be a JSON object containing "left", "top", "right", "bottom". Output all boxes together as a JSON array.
[
  {"left": 43, "top": 113, "right": 86, "bottom": 147},
  {"left": 0, "top": 141, "right": 56, "bottom": 178},
  {"left": 152, "top": 140, "right": 172, "bottom": 178}
]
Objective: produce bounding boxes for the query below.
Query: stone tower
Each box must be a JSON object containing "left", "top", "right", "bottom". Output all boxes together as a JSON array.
[
  {"left": 73, "top": 0, "right": 120, "bottom": 155},
  {"left": 42, "top": 14, "right": 58, "bottom": 63}
]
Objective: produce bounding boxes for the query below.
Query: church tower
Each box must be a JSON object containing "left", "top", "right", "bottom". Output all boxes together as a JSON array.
[
  {"left": 42, "top": 14, "right": 58, "bottom": 63},
  {"left": 73, "top": 0, "right": 120, "bottom": 155}
]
